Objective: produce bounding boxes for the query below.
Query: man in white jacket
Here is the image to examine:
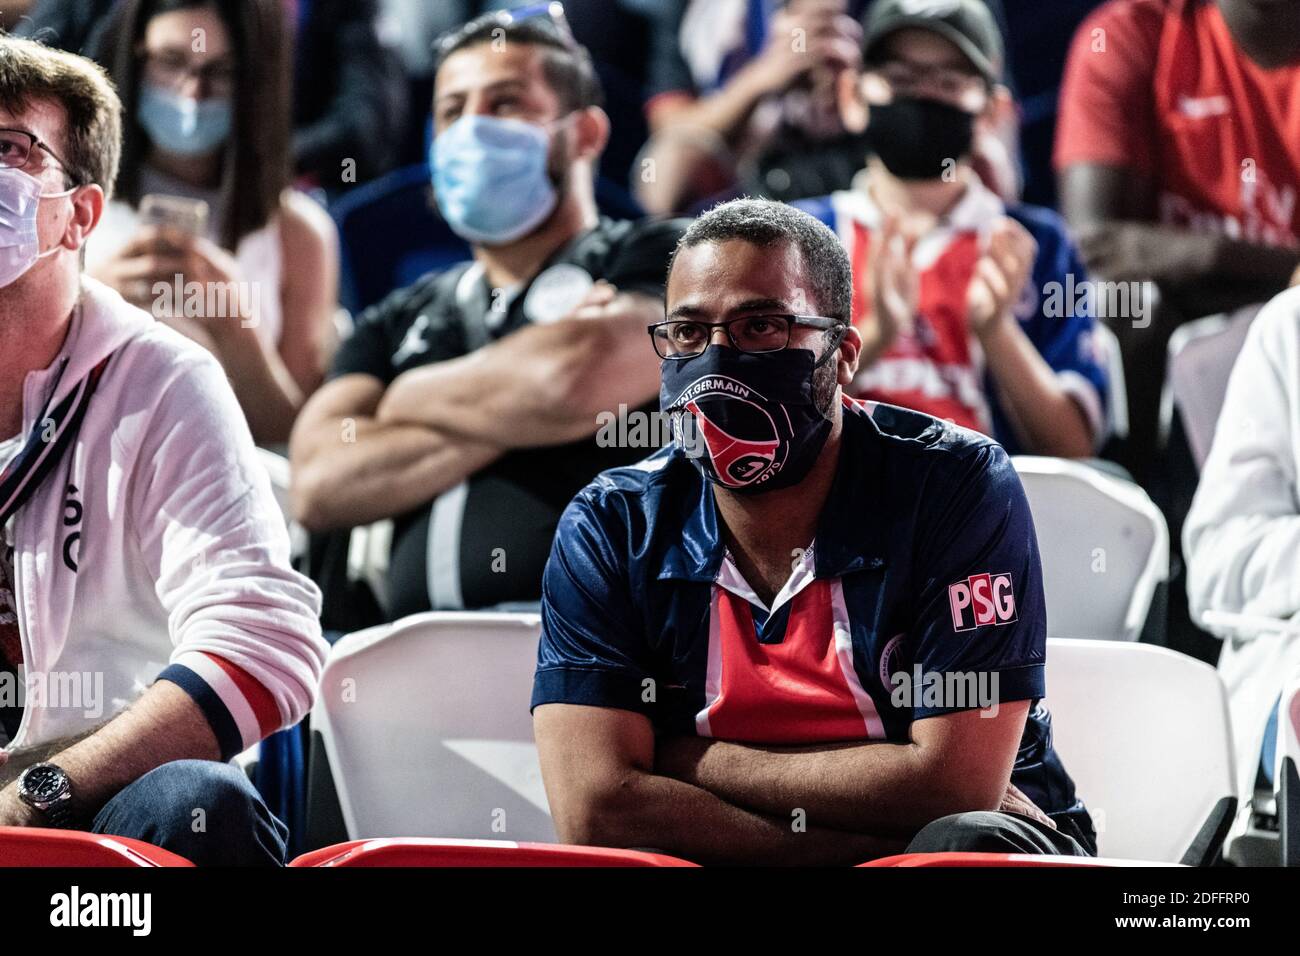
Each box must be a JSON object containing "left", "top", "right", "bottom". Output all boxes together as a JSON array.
[
  {"left": 0, "top": 36, "right": 325, "bottom": 863},
  {"left": 1184, "top": 286, "right": 1300, "bottom": 802}
]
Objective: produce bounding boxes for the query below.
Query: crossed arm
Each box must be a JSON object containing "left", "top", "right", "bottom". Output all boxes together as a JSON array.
[
  {"left": 534, "top": 699, "right": 1031, "bottom": 865},
  {"left": 289, "top": 288, "right": 662, "bottom": 531}
]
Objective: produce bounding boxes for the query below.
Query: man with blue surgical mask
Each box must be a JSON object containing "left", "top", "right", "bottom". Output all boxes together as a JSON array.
[{"left": 291, "top": 7, "right": 689, "bottom": 625}]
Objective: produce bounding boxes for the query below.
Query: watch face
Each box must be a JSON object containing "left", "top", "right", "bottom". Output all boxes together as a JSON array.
[{"left": 24, "top": 765, "right": 67, "bottom": 801}]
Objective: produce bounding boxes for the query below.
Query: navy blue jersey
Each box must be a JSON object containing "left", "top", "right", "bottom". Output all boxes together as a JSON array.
[{"left": 533, "top": 398, "right": 1093, "bottom": 836}]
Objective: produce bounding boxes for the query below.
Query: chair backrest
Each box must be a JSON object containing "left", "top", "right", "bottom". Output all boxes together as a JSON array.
[
  {"left": 313, "top": 612, "right": 554, "bottom": 841},
  {"left": 859, "top": 852, "right": 1178, "bottom": 867},
  {"left": 1093, "top": 322, "right": 1128, "bottom": 442},
  {"left": 0, "top": 827, "right": 194, "bottom": 866},
  {"left": 289, "top": 838, "right": 696, "bottom": 867},
  {"left": 1044, "top": 638, "right": 1236, "bottom": 862},
  {"left": 1165, "top": 306, "right": 1259, "bottom": 469},
  {"left": 1013, "top": 456, "right": 1169, "bottom": 641}
]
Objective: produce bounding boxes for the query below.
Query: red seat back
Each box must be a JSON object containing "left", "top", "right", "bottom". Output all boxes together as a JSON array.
[
  {"left": 859, "top": 852, "right": 1169, "bottom": 867},
  {"left": 290, "top": 839, "right": 697, "bottom": 868},
  {"left": 0, "top": 827, "right": 194, "bottom": 867}
]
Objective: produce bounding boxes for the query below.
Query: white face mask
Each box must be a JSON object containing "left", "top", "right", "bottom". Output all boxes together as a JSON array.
[{"left": 0, "top": 165, "right": 75, "bottom": 288}]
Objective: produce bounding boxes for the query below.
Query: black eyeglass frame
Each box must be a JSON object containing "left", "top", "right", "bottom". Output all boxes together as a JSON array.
[
  {"left": 0, "top": 127, "right": 79, "bottom": 186},
  {"left": 648, "top": 314, "right": 847, "bottom": 361}
]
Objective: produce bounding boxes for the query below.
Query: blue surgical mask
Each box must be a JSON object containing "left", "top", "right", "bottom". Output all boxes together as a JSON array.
[
  {"left": 138, "top": 83, "right": 232, "bottom": 157},
  {"left": 430, "top": 114, "right": 561, "bottom": 245},
  {"left": 0, "top": 166, "right": 75, "bottom": 288}
]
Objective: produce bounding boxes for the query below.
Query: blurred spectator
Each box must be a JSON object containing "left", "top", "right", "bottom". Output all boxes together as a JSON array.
[
  {"left": 1056, "top": 0, "right": 1300, "bottom": 480},
  {"left": 290, "top": 10, "right": 686, "bottom": 627},
  {"left": 1184, "top": 287, "right": 1300, "bottom": 800},
  {"left": 16, "top": 0, "right": 406, "bottom": 188},
  {"left": 10, "top": 0, "right": 115, "bottom": 52},
  {"left": 292, "top": 0, "right": 406, "bottom": 188},
  {"left": 0, "top": 0, "right": 38, "bottom": 31},
  {"left": 998, "top": 0, "right": 1104, "bottom": 208},
  {"left": 798, "top": 0, "right": 1108, "bottom": 458},
  {"left": 635, "top": 0, "right": 867, "bottom": 214},
  {"left": 84, "top": 0, "right": 340, "bottom": 446},
  {"left": 380, "top": 0, "right": 654, "bottom": 196}
]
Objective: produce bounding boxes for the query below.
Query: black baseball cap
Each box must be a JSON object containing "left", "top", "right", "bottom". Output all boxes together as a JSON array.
[{"left": 862, "top": 0, "right": 1004, "bottom": 85}]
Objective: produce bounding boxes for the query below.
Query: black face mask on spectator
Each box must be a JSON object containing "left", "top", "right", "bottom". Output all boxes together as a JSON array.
[{"left": 865, "top": 95, "right": 976, "bottom": 181}]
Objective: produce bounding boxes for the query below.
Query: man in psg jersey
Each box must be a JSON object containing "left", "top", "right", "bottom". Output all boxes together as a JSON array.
[{"left": 531, "top": 199, "right": 1095, "bottom": 864}]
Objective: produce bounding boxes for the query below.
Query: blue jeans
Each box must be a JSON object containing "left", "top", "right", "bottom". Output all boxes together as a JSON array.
[
  {"left": 905, "top": 810, "right": 1094, "bottom": 857},
  {"left": 91, "top": 759, "right": 288, "bottom": 866}
]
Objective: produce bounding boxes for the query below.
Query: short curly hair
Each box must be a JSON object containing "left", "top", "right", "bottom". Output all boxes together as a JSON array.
[
  {"left": 668, "top": 198, "right": 854, "bottom": 325},
  {"left": 0, "top": 33, "right": 122, "bottom": 196}
]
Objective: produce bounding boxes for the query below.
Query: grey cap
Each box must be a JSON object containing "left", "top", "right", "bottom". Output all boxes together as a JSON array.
[{"left": 862, "top": 0, "right": 1004, "bottom": 85}]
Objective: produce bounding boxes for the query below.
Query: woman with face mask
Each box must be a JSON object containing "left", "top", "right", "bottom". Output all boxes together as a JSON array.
[{"left": 85, "top": 0, "right": 340, "bottom": 446}]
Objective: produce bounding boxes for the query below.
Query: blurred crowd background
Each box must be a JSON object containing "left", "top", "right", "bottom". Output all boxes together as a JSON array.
[{"left": 6, "top": 0, "right": 1299, "bottom": 682}]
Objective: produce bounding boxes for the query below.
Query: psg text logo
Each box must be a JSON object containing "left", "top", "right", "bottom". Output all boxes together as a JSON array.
[{"left": 668, "top": 374, "right": 793, "bottom": 489}]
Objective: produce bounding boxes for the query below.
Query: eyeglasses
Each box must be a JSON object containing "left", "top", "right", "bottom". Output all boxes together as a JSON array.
[
  {"left": 141, "top": 49, "right": 237, "bottom": 96},
  {"left": 648, "top": 314, "right": 845, "bottom": 360},
  {"left": 0, "top": 128, "right": 76, "bottom": 184},
  {"left": 866, "top": 58, "right": 988, "bottom": 111}
]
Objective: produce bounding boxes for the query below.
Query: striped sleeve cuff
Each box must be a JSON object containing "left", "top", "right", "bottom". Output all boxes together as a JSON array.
[{"left": 157, "top": 652, "right": 282, "bottom": 761}]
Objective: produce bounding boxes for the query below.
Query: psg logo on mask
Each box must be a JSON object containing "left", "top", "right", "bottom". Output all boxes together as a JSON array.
[
  {"left": 671, "top": 375, "right": 789, "bottom": 489},
  {"left": 659, "top": 346, "right": 834, "bottom": 495}
]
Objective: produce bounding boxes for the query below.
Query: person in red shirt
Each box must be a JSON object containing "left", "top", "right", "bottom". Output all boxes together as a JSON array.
[{"left": 1055, "top": 0, "right": 1300, "bottom": 477}]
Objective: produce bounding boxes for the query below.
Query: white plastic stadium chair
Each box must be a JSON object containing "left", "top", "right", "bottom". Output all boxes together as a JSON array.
[
  {"left": 1045, "top": 638, "right": 1236, "bottom": 863},
  {"left": 1160, "top": 306, "right": 1259, "bottom": 468},
  {"left": 1092, "top": 322, "right": 1128, "bottom": 442},
  {"left": 312, "top": 612, "right": 555, "bottom": 842},
  {"left": 1013, "top": 456, "right": 1169, "bottom": 642}
]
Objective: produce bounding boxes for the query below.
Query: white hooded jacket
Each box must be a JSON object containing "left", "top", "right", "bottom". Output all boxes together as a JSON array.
[
  {"left": 1, "top": 276, "right": 325, "bottom": 760},
  {"left": 1184, "top": 288, "right": 1300, "bottom": 799}
]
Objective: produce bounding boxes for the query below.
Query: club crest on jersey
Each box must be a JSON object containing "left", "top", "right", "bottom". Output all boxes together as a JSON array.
[
  {"left": 667, "top": 374, "right": 789, "bottom": 489},
  {"left": 948, "top": 572, "right": 1017, "bottom": 632}
]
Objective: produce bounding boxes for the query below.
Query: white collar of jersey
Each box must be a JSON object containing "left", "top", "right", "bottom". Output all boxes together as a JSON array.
[{"left": 715, "top": 542, "right": 818, "bottom": 616}]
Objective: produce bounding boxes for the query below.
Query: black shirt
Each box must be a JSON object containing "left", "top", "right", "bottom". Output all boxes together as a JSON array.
[{"left": 330, "top": 216, "right": 688, "bottom": 616}]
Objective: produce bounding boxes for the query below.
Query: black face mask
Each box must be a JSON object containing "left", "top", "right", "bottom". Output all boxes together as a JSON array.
[
  {"left": 864, "top": 95, "right": 977, "bottom": 181},
  {"left": 659, "top": 345, "right": 837, "bottom": 495}
]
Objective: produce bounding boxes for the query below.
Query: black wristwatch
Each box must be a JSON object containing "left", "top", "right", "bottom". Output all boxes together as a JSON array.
[{"left": 17, "top": 763, "right": 76, "bottom": 829}]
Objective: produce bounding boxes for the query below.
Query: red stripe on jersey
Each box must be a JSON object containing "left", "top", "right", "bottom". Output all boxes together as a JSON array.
[
  {"left": 703, "top": 580, "right": 872, "bottom": 743},
  {"left": 204, "top": 652, "right": 280, "bottom": 740}
]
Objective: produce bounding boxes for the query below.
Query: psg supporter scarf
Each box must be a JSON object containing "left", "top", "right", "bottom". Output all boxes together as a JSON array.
[{"left": 0, "top": 353, "right": 111, "bottom": 526}]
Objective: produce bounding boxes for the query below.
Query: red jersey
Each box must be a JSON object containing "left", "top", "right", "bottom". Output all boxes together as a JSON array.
[{"left": 1055, "top": 0, "right": 1300, "bottom": 246}]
